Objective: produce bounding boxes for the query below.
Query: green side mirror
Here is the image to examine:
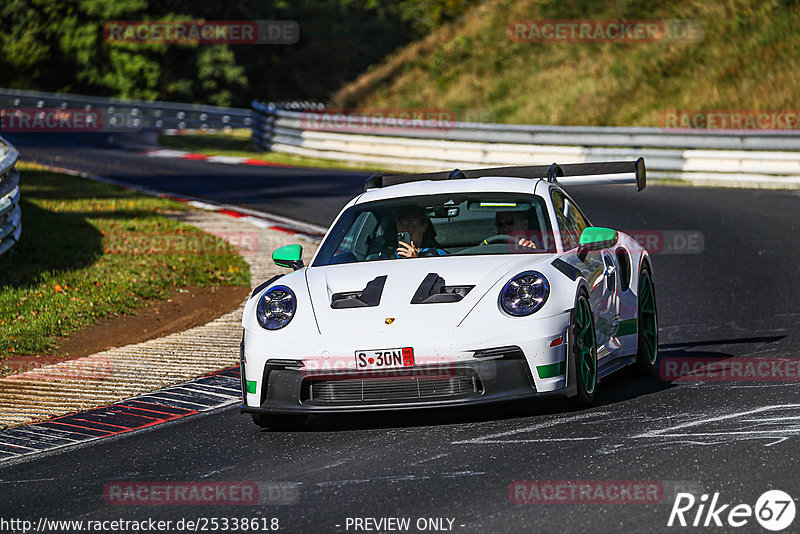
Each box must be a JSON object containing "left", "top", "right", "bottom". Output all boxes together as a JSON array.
[
  {"left": 273, "top": 244, "right": 304, "bottom": 270},
  {"left": 578, "top": 227, "right": 619, "bottom": 253}
]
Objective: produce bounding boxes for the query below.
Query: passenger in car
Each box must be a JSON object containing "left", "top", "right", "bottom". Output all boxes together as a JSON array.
[{"left": 394, "top": 207, "right": 447, "bottom": 258}]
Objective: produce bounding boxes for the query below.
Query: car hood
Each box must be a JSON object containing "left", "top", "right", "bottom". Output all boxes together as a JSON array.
[{"left": 304, "top": 254, "right": 555, "bottom": 336}]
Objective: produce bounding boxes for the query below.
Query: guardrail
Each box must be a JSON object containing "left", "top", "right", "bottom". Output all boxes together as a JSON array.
[
  {"left": 0, "top": 88, "right": 251, "bottom": 132},
  {"left": 251, "top": 100, "right": 325, "bottom": 153},
  {"left": 0, "top": 136, "right": 21, "bottom": 257},
  {"left": 251, "top": 104, "right": 800, "bottom": 187}
]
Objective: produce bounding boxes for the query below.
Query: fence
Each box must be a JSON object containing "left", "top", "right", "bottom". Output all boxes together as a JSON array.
[
  {"left": 0, "top": 88, "right": 251, "bottom": 132},
  {"left": 251, "top": 103, "right": 800, "bottom": 187},
  {"left": 0, "top": 136, "right": 21, "bottom": 257}
]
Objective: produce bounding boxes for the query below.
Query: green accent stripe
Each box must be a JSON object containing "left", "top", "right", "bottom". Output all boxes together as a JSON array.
[
  {"left": 537, "top": 361, "right": 566, "bottom": 379},
  {"left": 246, "top": 380, "right": 257, "bottom": 394},
  {"left": 617, "top": 318, "right": 638, "bottom": 336}
]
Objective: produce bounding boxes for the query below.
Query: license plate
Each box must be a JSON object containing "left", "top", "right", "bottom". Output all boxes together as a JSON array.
[{"left": 355, "top": 347, "right": 414, "bottom": 370}]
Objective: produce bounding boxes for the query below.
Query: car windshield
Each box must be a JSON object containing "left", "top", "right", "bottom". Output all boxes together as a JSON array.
[{"left": 312, "top": 193, "right": 556, "bottom": 266}]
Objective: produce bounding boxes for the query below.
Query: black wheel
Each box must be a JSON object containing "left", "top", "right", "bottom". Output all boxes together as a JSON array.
[
  {"left": 571, "top": 293, "right": 598, "bottom": 406},
  {"left": 251, "top": 413, "right": 307, "bottom": 430},
  {"left": 633, "top": 267, "right": 658, "bottom": 375}
]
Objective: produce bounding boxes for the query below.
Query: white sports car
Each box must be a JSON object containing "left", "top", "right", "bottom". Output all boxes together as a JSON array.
[{"left": 240, "top": 159, "right": 658, "bottom": 428}]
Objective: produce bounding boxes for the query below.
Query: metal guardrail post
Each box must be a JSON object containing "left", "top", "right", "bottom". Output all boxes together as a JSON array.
[
  {"left": 251, "top": 101, "right": 275, "bottom": 151},
  {"left": 0, "top": 136, "right": 21, "bottom": 257}
]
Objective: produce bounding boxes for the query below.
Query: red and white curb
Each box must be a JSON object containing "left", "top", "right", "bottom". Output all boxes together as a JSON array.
[
  {"left": 143, "top": 148, "right": 294, "bottom": 168},
  {"left": 171, "top": 198, "right": 325, "bottom": 243},
  {"left": 38, "top": 164, "right": 327, "bottom": 243},
  {"left": 0, "top": 368, "right": 242, "bottom": 464}
]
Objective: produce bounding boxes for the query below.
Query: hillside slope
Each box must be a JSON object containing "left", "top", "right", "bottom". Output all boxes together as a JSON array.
[{"left": 331, "top": 0, "right": 800, "bottom": 126}]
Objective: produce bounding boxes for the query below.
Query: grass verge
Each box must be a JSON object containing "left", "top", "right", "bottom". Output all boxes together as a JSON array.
[
  {"left": 332, "top": 0, "right": 800, "bottom": 127},
  {"left": 0, "top": 164, "right": 250, "bottom": 362}
]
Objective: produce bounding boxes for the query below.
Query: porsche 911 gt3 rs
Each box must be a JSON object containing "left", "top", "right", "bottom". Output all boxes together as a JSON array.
[{"left": 240, "top": 159, "right": 657, "bottom": 428}]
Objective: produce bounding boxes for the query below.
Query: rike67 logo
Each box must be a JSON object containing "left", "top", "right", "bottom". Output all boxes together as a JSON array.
[{"left": 668, "top": 490, "right": 796, "bottom": 531}]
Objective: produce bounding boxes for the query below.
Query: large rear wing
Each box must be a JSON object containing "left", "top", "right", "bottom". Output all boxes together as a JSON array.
[{"left": 364, "top": 158, "right": 646, "bottom": 192}]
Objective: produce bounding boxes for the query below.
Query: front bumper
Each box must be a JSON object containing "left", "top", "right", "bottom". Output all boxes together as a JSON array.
[{"left": 240, "top": 357, "right": 572, "bottom": 415}]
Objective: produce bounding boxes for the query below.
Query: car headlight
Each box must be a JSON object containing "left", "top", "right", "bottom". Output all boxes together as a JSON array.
[
  {"left": 256, "top": 285, "right": 296, "bottom": 330},
  {"left": 499, "top": 271, "right": 549, "bottom": 316}
]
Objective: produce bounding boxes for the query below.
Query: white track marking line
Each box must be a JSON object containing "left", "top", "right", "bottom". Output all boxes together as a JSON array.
[
  {"left": 409, "top": 453, "right": 449, "bottom": 466},
  {"left": 451, "top": 410, "right": 611, "bottom": 444},
  {"left": 146, "top": 149, "right": 189, "bottom": 158},
  {"left": 186, "top": 200, "right": 220, "bottom": 210},
  {"left": 206, "top": 155, "right": 248, "bottom": 164},
  {"left": 630, "top": 404, "right": 800, "bottom": 439}
]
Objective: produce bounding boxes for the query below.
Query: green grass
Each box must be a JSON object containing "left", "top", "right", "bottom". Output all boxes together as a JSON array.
[
  {"left": 0, "top": 164, "right": 250, "bottom": 361},
  {"left": 158, "top": 130, "right": 391, "bottom": 173},
  {"left": 332, "top": 0, "right": 800, "bottom": 127},
  {"left": 161, "top": 129, "right": 254, "bottom": 152}
]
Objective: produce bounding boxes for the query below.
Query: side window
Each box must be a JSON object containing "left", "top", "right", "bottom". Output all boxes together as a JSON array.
[
  {"left": 552, "top": 191, "right": 580, "bottom": 250},
  {"left": 334, "top": 211, "right": 380, "bottom": 260},
  {"left": 565, "top": 197, "right": 589, "bottom": 238}
]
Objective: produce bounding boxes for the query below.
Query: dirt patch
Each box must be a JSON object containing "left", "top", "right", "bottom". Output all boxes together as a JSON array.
[{"left": 3, "top": 285, "right": 250, "bottom": 375}]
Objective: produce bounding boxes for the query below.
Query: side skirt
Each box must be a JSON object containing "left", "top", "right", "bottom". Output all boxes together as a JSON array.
[{"left": 598, "top": 355, "right": 635, "bottom": 380}]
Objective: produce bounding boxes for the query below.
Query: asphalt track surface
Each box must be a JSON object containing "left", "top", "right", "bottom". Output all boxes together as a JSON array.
[
  {"left": 2, "top": 133, "right": 800, "bottom": 533},
  {"left": 6, "top": 133, "right": 365, "bottom": 227}
]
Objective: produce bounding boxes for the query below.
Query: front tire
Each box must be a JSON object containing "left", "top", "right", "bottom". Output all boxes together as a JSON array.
[
  {"left": 571, "top": 294, "right": 598, "bottom": 405},
  {"left": 251, "top": 413, "right": 307, "bottom": 430},
  {"left": 633, "top": 266, "right": 658, "bottom": 375}
]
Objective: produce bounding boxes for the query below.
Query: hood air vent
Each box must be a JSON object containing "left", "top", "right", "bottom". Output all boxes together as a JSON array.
[
  {"left": 331, "top": 275, "right": 387, "bottom": 309},
  {"left": 411, "top": 273, "right": 474, "bottom": 304}
]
